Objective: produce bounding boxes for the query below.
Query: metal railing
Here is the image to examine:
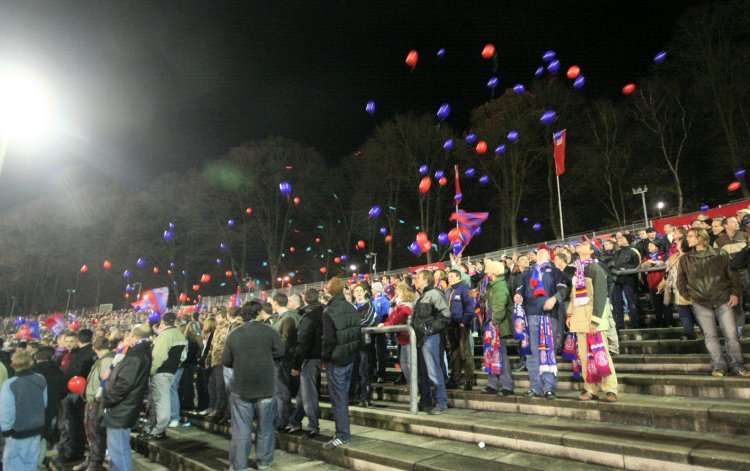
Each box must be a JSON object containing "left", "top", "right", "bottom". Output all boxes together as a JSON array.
[{"left": 362, "top": 324, "right": 418, "bottom": 414}]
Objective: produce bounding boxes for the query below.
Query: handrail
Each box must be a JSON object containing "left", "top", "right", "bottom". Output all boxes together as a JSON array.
[{"left": 362, "top": 324, "right": 418, "bottom": 414}]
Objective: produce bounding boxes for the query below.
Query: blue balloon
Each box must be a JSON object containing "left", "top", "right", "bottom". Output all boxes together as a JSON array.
[
  {"left": 434, "top": 170, "right": 445, "bottom": 179},
  {"left": 443, "top": 139, "right": 454, "bottom": 151},
  {"left": 495, "top": 144, "right": 506, "bottom": 155},
  {"left": 216, "top": 258, "right": 222, "bottom": 265},
  {"left": 573, "top": 75, "right": 586, "bottom": 90},
  {"left": 513, "top": 83, "right": 525, "bottom": 94},
  {"left": 163, "top": 230, "right": 173, "bottom": 241},
  {"left": 228, "top": 219, "right": 235, "bottom": 227},
  {"left": 365, "top": 101, "right": 376, "bottom": 115},
  {"left": 419, "top": 164, "right": 429, "bottom": 175},
  {"left": 454, "top": 193, "right": 463, "bottom": 203},
  {"left": 522, "top": 217, "right": 529, "bottom": 223},
  {"left": 436, "top": 103, "right": 451, "bottom": 121},
  {"left": 437, "top": 232, "right": 449, "bottom": 245},
  {"left": 700, "top": 204, "right": 710, "bottom": 212},
  {"left": 14, "top": 317, "right": 24, "bottom": 327},
  {"left": 735, "top": 169, "right": 747, "bottom": 179},
  {"left": 532, "top": 222, "right": 542, "bottom": 231},
  {"left": 540, "top": 110, "right": 557, "bottom": 125},
  {"left": 436, "top": 48, "right": 446, "bottom": 58},
  {"left": 487, "top": 76, "right": 499, "bottom": 90},
  {"left": 279, "top": 181, "right": 292, "bottom": 195},
  {"left": 133, "top": 305, "right": 141, "bottom": 312},
  {"left": 136, "top": 258, "right": 146, "bottom": 268},
  {"left": 543, "top": 50, "right": 556, "bottom": 62},
  {"left": 181, "top": 270, "right": 187, "bottom": 275},
  {"left": 341, "top": 255, "right": 348, "bottom": 261},
  {"left": 547, "top": 59, "right": 560, "bottom": 74},
  {"left": 507, "top": 130, "right": 519, "bottom": 142},
  {"left": 168, "top": 222, "right": 176, "bottom": 230},
  {"left": 125, "top": 284, "right": 134, "bottom": 292},
  {"left": 534, "top": 66, "right": 544, "bottom": 77},
  {"left": 654, "top": 51, "right": 667, "bottom": 64},
  {"left": 169, "top": 262, "right": 176, "bottom": 268},
  {"left": 465, "top": 134, "right": 477, "bottom": 145},
  {"left": 220, "top": 242, "right": 227, "bottom": 250},
  {"left": 465, "top": 168, "right": 476, "bottom": 177},
  {"left": 379, "top": 227, "right": 388, "bottom": 235},
  {"left": 172, "top": 281, "right": 178, "bottom": 286},
  {"left": 408, "top": 241, "right": 422, "bottom": 255},
  {"left": 368, "top": 205, "right": 382, "bottom": 218},
  {"left": 148, "top": 312, "right": 161, "bottom": 323},
  {"left": 479, "top": 175, "right": 489, "bottom": 185},
  {"left": 452, "top": 241, "right": 463, "bottom": 255}
]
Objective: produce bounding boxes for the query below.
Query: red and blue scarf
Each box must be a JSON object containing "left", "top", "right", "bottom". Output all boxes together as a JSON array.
[
  {"left": 512, "top": 304, "right": 532, "bottom": 355},
  {"left": 529, "top": 262, "right": 550, "bottom": 297},
  {"left": 538, "top": 315, "right": 557, "bottom": 376},
  {"left": 483, "top": 322, "right": 503, "bottom": 375},
  {"left": 585, "top": 332, "right": 612, "bottom": 384}
]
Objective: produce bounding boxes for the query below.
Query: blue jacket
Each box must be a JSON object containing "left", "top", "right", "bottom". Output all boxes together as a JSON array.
[
  {"left": 516, "top": 263, "right": 569, "bottom": 316},
  {"left": 372, "top": 295, "right": 391, "bottom": 323},
  {"left": 445, "top": 282, "right": 475, "bottom": 325},
  {"left": 0, "top": 370, "right": 47, "bottom": 439}
]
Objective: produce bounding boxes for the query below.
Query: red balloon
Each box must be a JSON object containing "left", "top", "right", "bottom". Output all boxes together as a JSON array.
[
  {"left": 334, "top": 257, "right": 341, "bottom": 264},
  {"left": 290, "top": 247, "right": 296, "bottom": 253},
  {"left": 357, "top": 240, "right": 366, "bottom": 249},
  {"left": 102, "top": 260, "right": 112, "bottom": 269},
  {"left": 200, "top": 274, "right": 211, "bottom": 283},
  {"left": 320, "top": 267, "right": 327, "bottom": 274},
  {"left": 315, "top": 237, "right": 321, "bottom": 243},
  {"left": 67, "top": 376, "right": 86, "bottom": 395},
  {"left": 438, "top": 176, "right": 448, "bottom": 186},
  {"left": 79, "top": 265, "right": 89, "bottom": 273},
  {"left": 405, "top": 50, "right": 418, "bottom": 68},
  {"left": 71, "top": 321, "right": 79, "bottom": 331},
  {"left": 225, "top": 270, "right": 233, "bottom": 277},
  {"left": 419, "top": 176, "right": 432, "bottom": 194},
  {"left": 728, "top": 181, "right": 742, "bottom": 192},
  {"left": 566, "top": 65, "right": 581, "bottom": 79},
  {"left": 385, "top": 235, "right": 393, "bottom": 243},
  {"left": 167, "top": 269, "right": 173, "bottom": 275},
  {"left": 192, "top": 284, "right": 200, "bottom": 291},
  {"left": 475, "top": 141, "right": 487, "bottom": 154},
  {"left": 179, "top": 292, "right": 188, "bottom": 303},
  {"left": 416, "top": 231, "right": 429, "bottom": 245},
  {"left": 420, "top": 240, "right": 432, "bottom": 253},
  {"left": 293, "top": 197, "right": 300, "bottom": 205},
  {"left": 448, "top": 227, "right": 461, "bottom": 243},
  {"left": 153, "top": 267, "right": 159, "bottom": 274},
  {"left": 245, "top": 207, "right": 253, "bottom": 215},
  {"left": 481, "top": 44, "right": 495, "bottom": 59},
  {"left": 622, "top": 83, "right": 636, "bottom": 95},
  {"left": 124, "top": 293, "right": 130, "bottom": 299}
]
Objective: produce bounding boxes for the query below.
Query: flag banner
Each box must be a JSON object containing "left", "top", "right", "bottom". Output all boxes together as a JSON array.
[
  {"left": 234, "top": 286, "right": 242, "bottom": 307},
  {"left": 44, "top": 312, "right": 68, "bottom": 336},
  {"left": 449, "top": 210, "right": 489, "bottom": 246},
  {"left": 132, "top": 287, "right": 169, "bottom": 314},
  {"left": 554, "top": 129, "right": 566, "bottom": 176}
]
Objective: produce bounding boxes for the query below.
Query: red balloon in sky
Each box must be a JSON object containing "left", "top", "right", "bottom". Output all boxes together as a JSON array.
[
  {"left": 225, "top": 270, "right": 233, "bottom": 277},
  {"left": 405, "top": 50, "right": 418, "bottom": 69},
  {"left": 416, "top": 231, "right": 429, "bottom": 245},
  {"left": 385, "top": 235, "right": 393, "bottom": 243},
  {"left": 192, "top": 284, "right": 200, "bottom": 291},
  {"left": 622, "top": 83, "right": 636, "bottom": 95},
  {"left": 566, "top": 65, "right": 581, "bottom": 79},
  {"left": 79, "top": 265, "right": 89, "bottom": 273},
  {"left": 153, "top": 267, "right": 159, "bottom": 274},
  {"left": 319, "top": 267, "right": 327, "bottom": 274},
  {"left": 102, "top": 260, "right": 112, "bottom": 269},
  {"left": 448, "top": 227, "right": 462, "bottom": 243},
  {"left": 475, "top": 141, "right": 488, "bottom": 154},
  {"left": 290, "top": 247, "right": 296, "bottom": 253},
  {"left": 438, "top": 176, "right": 448, "bottom": 186},
  {"left": 167, "top": 269, "right": 173, "bottom": 275},
  {"left": 419, "top": 176, "right": 432, "bottom": 194},
  {"left": 334, "top": 257, "right": 341, "bottom": 264},
  {"left": 245, "top": 207, "right": 253, "bottom": 215},
  {"left": 728, "top": 181, "right": 741, "bottom": 192},
  {"left": 481, "top": 44, "right": 495, "bottom": 59},
  {"left": 293, "top": 197, "right": 300, "bottom": 205},
  {"left": 179, "top": 292, "right": 188, "bottom": 303},
  {"left": 315, "top": 237, "right": 321, "bottom": 243},
  {"left": 421, "top": 240, "right": 432, "bottom": 253},
  {"left": 200, "top": 274, "right": 211, "bottom": 283},
  {"left": 357, "top": 240, "right": 366, "bottom": 249}
]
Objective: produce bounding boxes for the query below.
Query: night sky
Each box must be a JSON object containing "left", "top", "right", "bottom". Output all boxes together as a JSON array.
[{"left": 0, "top": 1, "right": 709, "bottom": 209}]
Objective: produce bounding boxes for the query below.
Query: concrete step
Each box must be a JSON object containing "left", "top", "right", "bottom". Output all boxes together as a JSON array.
[
  {"left": 182, "top": 413, "right": 616, "bottom": 471},
  {"left": 47, "top": 449, "right": 170, "bottom": 471},
  {"left": 469, "top": 353, "right": 714, "bottom": 374}
]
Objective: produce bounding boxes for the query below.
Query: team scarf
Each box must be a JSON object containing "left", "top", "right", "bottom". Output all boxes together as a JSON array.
[
  {"left": 538, "top": 315, "right": 557, "bottom": 376},
  {"left": 529, "top": 262, "right": 550, "bottom": 297},
  {"left": 562, "top": 333, "right": 582, "bottom": 380},
  {"left": 574, "top": 258, "right": 597, "bottom": 306},
  {"left": 585, "top": 332, "right": 612, "bottom": 384},
  {"left": 475, "top": 275, "right": 490, "bottom": 327},
  {"left": 483, "top": 321, "right": 503, "bottom": 375},
  {"left": 103, "top": 338, "right": 152, "bottom": 387},
  {"left": 512, "top": 304, "right": 532, "bottom": 355}
]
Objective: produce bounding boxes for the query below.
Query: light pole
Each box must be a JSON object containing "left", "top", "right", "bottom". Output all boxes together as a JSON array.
[
  {"left": 65, "top": 289, "right": 76, "bottom": 314},
  {"left": 133, "top": 282, "right": 143, "bottom": 300},
  {"left": 656, "top": 201, "right": 665, "bottom": 219},
  {"left": 632, "top": 186, "right": 649, "bottom": 227},
  {"left": 9, "top": 296, "right": 15, "bottom": 318}
]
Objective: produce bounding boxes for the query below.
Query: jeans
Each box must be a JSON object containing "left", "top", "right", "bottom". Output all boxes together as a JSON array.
[
  {"left": 487, "top": 338, "right": 514, "bottom": 391},
  {"left": 357, "top": 351, "right": 371, "bottom": 402},
  {"left": 208, "top": 366, "right": 228, "bottom": 418},
  {"left": 84, "top": 401, "right": 106, "bottom": 468},
  {"left": 326, "top": 363, "right": 353, "bottom": 441},
  {"left": 106, "top": 428, "right": 131, "bottom": 471},
  {"left": 170, "top": 368, "right": 183, "bottom": 421},
  {"left": 526, "top": 315, "right": 558, "bottom": 395},
  {"left": 374, "top": 333, "right": 388, "bottom": 378},
  {"left": 650, "top": 290, "right": 667, "bottom": 327},
  {"left": 3, "top": 435, "right": 40, "bottom": 471},
  {"left": 273, "top": 361, "right": 292, "bottom": 429},
  {"left": 611, "top": 282, "right": 639, "bottom": 329},
  {"left": 289, "top": 359, "right": 321, "bottom": 431},
  {"left": 421, "top": 333, "right": 448, "bottom": 410},
  {"left": 149, "top": 372, "right": 174, "bottom": 435},
  {"left": 229, "top": 393, "right": 275, "bottom": 470},
  {"left": 399, "top": 345, "right": 411, "bottom": 384},
  {"left": 692, "top": 302, "right": 745, "bottom": 372},
  {"left": 446, "top": 324, "right": 474, "bottom": 383},
  {"left": 677, "top": 305, "right": 697, "bottom": 338}
]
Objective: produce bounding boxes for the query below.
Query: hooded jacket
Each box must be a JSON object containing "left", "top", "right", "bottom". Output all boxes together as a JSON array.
[{"left": 445, "top": 281, "right": 475, "bottom": 326}]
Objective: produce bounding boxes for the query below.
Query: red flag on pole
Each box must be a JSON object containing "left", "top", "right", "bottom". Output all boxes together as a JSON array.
[
  {"left": 454, "top": 165, "right": 462, "bottom": 206},
  {"left": 553, "top": 129, "right": 566, "bottom": 176}
]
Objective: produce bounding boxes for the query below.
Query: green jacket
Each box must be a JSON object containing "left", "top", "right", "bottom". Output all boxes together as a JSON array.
[{"left": 487, "top": 276, "right": 512, "bottom": 338}]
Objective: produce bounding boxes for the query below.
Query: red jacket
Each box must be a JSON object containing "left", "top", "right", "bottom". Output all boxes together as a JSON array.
[
  {"left": 642, "top": 253, "right": 666, "bottom": 290},
  {"left": 383, "top": 303, "right": 413, "bottom": 345}
]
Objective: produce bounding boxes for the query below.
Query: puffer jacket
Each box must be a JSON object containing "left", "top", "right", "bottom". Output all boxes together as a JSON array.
[
  {"left": 445, "top": 281, "right": 475, "bottom": 325},
  {"left": 676, "top": 246, "right": 741, "bottom": 307},
  {"left": 321, "top": 294, "right": 361, "bottom": 366},
  {"left": 150, "top": 326, "right": 187, "bottom": 376}
]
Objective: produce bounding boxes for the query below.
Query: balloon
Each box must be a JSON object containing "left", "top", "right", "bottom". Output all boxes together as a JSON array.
[
  {"left": 700, "top": 204, "right": 710, "bottom": 212},
  {"left": 434, "top": 170, "right": 445, "bottom": 179},
  {"left": 365, "top": 101, "right": 376, "bottom": 115},
  {"left": 454, "top": 193, "right": 463, "bottom": 203},
  {"left": 507, "top": 130, "right": 519, "bottom": 142},
  {"left": 79, "top": 265, "right": 88, "bottom": 273},
  {"left": 465, "top": 168, "right": 476, "bottom": 177},
  {"left": 293, "top": 197, "right": 300, "bottom": 205},
  {"left": 487, "top": 76, "right": 499, "bottom": 90},
  {"left": 334, "top": 257, "right": 341, "bottom": 264},
  {"left": 220, "top": 242, "right": 228, "bottom": 250},
  {"left": 341, "top": 255, "right": 348, "bottom": 261},
  {"left": 420, "top": 240, "right": 432, "bottom": 253},
  {"left": 495, "top": 144, "right": 506, "bottom": 155},
  {"left": 320, "top": 267, "right": 327, "bottom": 274},
  {"left": 385, "top": 235, "right": 393, "bottom": 243},
  {"left": 170, "top": 262, "right": 176, "bottom": 268},
  {"left": 437, "top": 232, "right": 449, "bottom": 245},
  {"left": 200, "top": 274, "right": 211, "bottom": 283},
  {"left": 136, "top": 258, "right": 146, "bottom": 268},
  {"left": 70, "top": 321, "right": 79, "bottom": 330},
  {"left": 465, "top": 134, "right": 477, "bottom": 145},
  {"left": 573, "top": 75, "right": 586, "bottom": 89},
  {"left": 246, "top": 207, "right": 253, "bottom": 215},
  {"left": 103, "top": 260, "right": 111, "bottom": 269},
  {"left": 192, "top": 284, "right": 200, "bottom": 291},
  {"left": 357, "top": 240, "right": 366, "bottom": 249},
  {"left": 163, "top": 230, "right": 173, "bottom": 240},
  {"left": 405, "top": 50, "right": 418, "bottom": 69},
  {"left": 535, "top": 66, "right": 544, "bottom": 77},
  {"left": 126, "top": 284, "right": 134, "bottom": 292},
  {"left": 408, "top": 241, "right": 422, "bottom": 255},
  {"left": 13, "top": 318, "right": 23, "bottom": 326},
  {"left": 436, "top": 103, "right": 451, "bottom": 121},
  {"left": 419, "top": 176, "right": 432, "bottom": 194},
  {"left": 622, "top": 83, "right": 636, "bottom": 95},
  {"left": 436, "top": 48, "right": 445, "bottom": 58},
  {"left": 67, "top": 376, "right": 86, "bottom": 395},
  {"left": 148, "top": 312, "right": 161, "bottom": 324},
  {"left": 513, "top": 83, "right": 525, "bottom": 94},
  {"left": 481, "top": 44, "right": 495, "bottom": 59},
  {"left": 443, "top": 138, "right": 454, "bottom": 151},
  {"left": 279, "top": 181, "right": 292, "bottom": 195},
  {"left": 153, "top": 267, "right": 159, "bottom": 274},
  {"left": 169, "top": 222, "right": 176, "bottom": 230},
  {"left": 452, "top": 241, "right": 463, "bottom": 255},
  {"left": 123, "top": 270, "right": 132, "bottom": 279},
  {"left": 315, "top": 237, "right": 321, "bottom": 243},
  {"left": 179, "top": 292, "right": 188, "bottom": 303},
  {"left": 522, "top": 217, "right": 529, "bottom": 223},
  {"left": 728, "top": 181, "right": 741, "bottom": 192},
  {"left": 167, "top": 269, "right": 173, "bottom": 275},
  {"left": 216, "top": 258, "right": 223, "bottom": 265},
  {"left": 654, "top": 51, "right": 667, "bottom": 64},
  {"left": 228, "top": 219, "right": 235, "bottom": 227},
  {"left": 416, "top": 231, "right": 428, "bottom": 245},
  {"left": 735, "top": 169, "right": 746, "bottom": 179},
  {"left": 566, "top": 65, "right": 581, "bottom": 79},
  {"left": 448, "top": 227, "right": 462, "bottom": 243},
  {"left": 225, "top": 270, "right": 233, "bottom": 277},
  {"left": 532, "top": 222, "right": 542, "bottom": 231},
  {"left": 368, "top": 205, "right": 382, "bottom": 218},
  {"left": 540, "top": 110, "right": 557, "bottom": 125},
  {"left": 543, "top": 50, "right": 556, "bottom": 62},
  {"left": 476, "top": 141, "right": 488, "bottom": 154},
  {"left": 379, "top": 227, "right": 388, "bottom": 235},
  {"left": 419, "top": 164, "right": 429, "bottom": 175},
  {"left": 479, "top": 175, "right": 490, "bottom": 185},
  {"left": 124, "top": 293, "right": 130, "bottom": 299},
  {"left": 547, "top": 59, "right": 560, "bottom": 73},
  {"left": 289, "top": 246, "right": 296, "bottom": 253},
  {"left": 438, "top": 177, "right": 447, "bottom": 186},
  {"left": 181, "top": 270, "right": 188, "bottom": 276}
]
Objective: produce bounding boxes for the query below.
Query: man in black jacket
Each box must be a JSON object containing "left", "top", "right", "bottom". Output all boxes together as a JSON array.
[
  {"left": 103, "top": 325, "right": 152, "bottom": 471},
  {"left": 31, "top": 346, "right": 67, "bottom": 467},
  {"left": 287, "top": 288, "right": 324, "bottom": 437},
  {"left": 320, "top": 277, "right": 361, "bottom": 450},
  {"left": 610, "top": 234, "right": 643, "bottom": 329},
  {"left": 222, "top": 301, "right": 284, "bottom": 471}
]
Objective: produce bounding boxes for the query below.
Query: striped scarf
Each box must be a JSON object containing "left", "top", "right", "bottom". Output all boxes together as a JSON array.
[
  {"left": 483, "top": 322, "right": 503, "bottom": 375},
  {"left": 574, "top": 258, "right": 596, "bottom": 306}
]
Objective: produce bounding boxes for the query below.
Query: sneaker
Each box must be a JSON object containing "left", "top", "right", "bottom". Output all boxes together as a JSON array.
[
  {"left": 306, "top": 429, "right": 319, "bottom": 439},
  {"left": 462, "top": 381, "right": 473, "bottom": 392},
  {"left": 428, "top": 407, "right": 447, "bottom": 415},
  {"left": 322, "top": 437, "right": 351, "bottom": 449},
  {"left": 168, "top": 420, "right": 180, "bottom": 428},
  {"left": 141, "top": 433, "right": 166, "bottom": 441},
  {"left": 578, "top": 391, "right": 598, "bottom": 401},
  {"left": 498, "top": 389, "right": 514, "bottom": 397},
  {"left": 481, "top": 386, "right": 498, "bottom": 395},
  {"left": 181, "top": 421, "right": 192, "bottom": 427},
  {"left": 285, "top": 425, "right": 302, "bottom": 434},
  {"left": 730, "top": 368, "right": 750, "bottom": 377},
  {"left": 603, "top": 392, "right": 617, "bottom": 402},
  {"left": 376, "top": 377, "right": 386, "bottom": 384},
  {"left": 197, "top": 409, "right": 210, "bottom": 415},
  {"left": 544, "top": 391, "right": 556, "bottom": 400},
  {"left": 711, "top": 370, "right": 725, "bottom": 377},
  {"left": 524, "top": 390, "right": 541, "bottom": 398},
  {"left": 513, "top": 365, "right": 528, "bottom": 372}
]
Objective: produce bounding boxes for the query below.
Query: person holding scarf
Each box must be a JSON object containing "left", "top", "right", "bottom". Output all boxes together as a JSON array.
[
  {"left": 481, "top": 261, "right": 514, "bottom": 396},
  {"left": 640, "top": 242, "right": 667, "bottom": 327},
  {"left": 566, "top": 241, "right": 618, "bottom": 402},
  {"left": 513, "top": 244, "right": 568, "bottom": 399}
]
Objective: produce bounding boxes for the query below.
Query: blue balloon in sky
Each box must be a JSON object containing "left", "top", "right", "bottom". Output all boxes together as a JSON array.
[
  {"left": 535, "top": 66, "right": 544, "bottom": 77},
  {"left": 340, "top": 255, "right": 348, "bottom": 261},
  {"left": 419, "top": 164, "right": 429, "bottom": 175},
  {"left": 479, "top": 175, "right": 489, "bottom": 185},
  {"left": 532, "top": 222, "right": 542, "bottom": 231},
  {"left": 228, "top": 219, "right": 235, "bottom": 227},
  {"left": 573, "top": 75, "right": 586, "bottom": 90},
  {"left": 279, "top": 181, "right": 292, "bottom": 195},
  {"left": 443, "top": 139, "right": 454, "bottom": 151},
  {"left": 168, "top": 222, "right": 176, "bottom": 230},
  {"left": 365, "top": 101, "right": 376, "bottom": 115},
  {"left": 220, "top": 242, "right": 228, "bottom": 250},
  {"left": 543, "top": 50, "right": 556, "bottom": 62},
  {"left": 700, "top": 204, "right": 710, "bottom": 212},
  {"left": 495, "top": 144, "right": 506, "bottom": 155},
  {"left": 522, "top": 217, "right": 529, "bottom": 223},
  {"left": 465, "top": 168, "right": 476, "bottom": 177},
  {"left": 436, "top": 48, "right": 446, "bottom": 58},
  {"left": 487, "top": 76, "right": 499, "bottom": 90},
  {"left": 436, "top": 103, "right": 451, "bottom": 121},
  {"left": 513, "top": 83, "right": 525, "bottom": 94},
  {"left": 216, "top": 258, "right": 222, "bottom": 265},
  {"left": 465, "top": 133, "right": 477, "bottom": 145},
  {"left": 136, "top": 258, "right": 146, "bottom": 268},
  {"left": 547, "top": 59, "right": 560, "bottom": 74},
  {"left": 408, "top": 241, "right": 422, "bottom": 256},
  {"left": 163, "top": 230, "right": 173, "bottom": 241},
  {"left": 452, "top": 241, "right": 463, "bottom": 255},
  {"left": 507, "top": 130, "right": 519, "bottom": 142},
  {"left": 123, "top": 270, "right": 132, "bottom": 279},
  {"left": 379, "top": 227, "right": 388, "bottom": 235},
  {"left": 654, "top": 51, "right": 667, "bottom": 64},
  {"left": 735, "top": 169, "right": 747, "bottom": 179},
  {"left": 434, "top": 170, "right": 445, "bottom": 179},
  {"left": 169, "top": 262, "right": 176, "bottom": 268},
  {"left": 368, "top": 205, "right": 382, "bottom": 218},
  {"left": 437, "top": 232, "right": 449, "bottom": 245},
  {"left": 540, "top": 110, "right": 557, "bottom": 125}
]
